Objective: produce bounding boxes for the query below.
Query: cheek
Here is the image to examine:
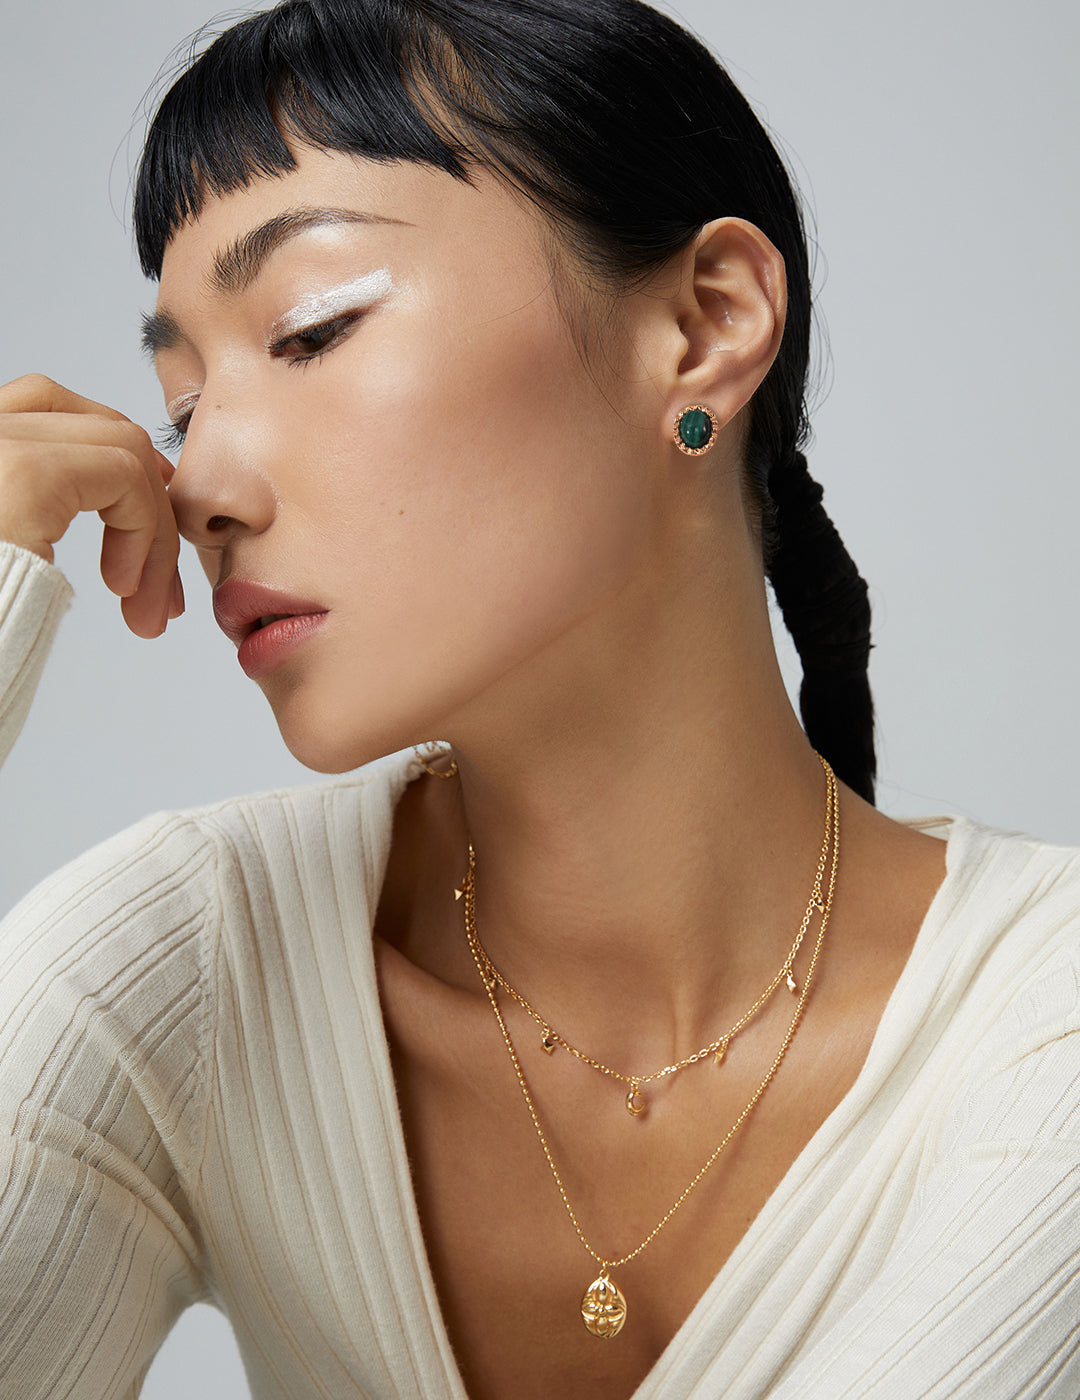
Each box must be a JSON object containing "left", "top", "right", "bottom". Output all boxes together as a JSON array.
[
  {"left": 266, "top": 302, "right": 652, "bottom": 759},
  {"left": 318, "top": 301, "right": 646, "bottom": 588}
]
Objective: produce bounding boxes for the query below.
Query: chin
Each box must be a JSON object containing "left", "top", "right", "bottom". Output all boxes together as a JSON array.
[
  {"left": 279, "top": 725, "right": 391, "bottom": 776},
  {"left": 269, "top": 691, "right": 417, "bottom": 776}
]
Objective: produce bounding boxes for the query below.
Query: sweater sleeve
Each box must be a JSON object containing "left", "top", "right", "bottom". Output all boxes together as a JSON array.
[
  {"left": 0, "top": 542, "right": 74, "bottom": 771},
  {"left": 0, "top": 809, "right": 220, "bottom": 1399},
  {"left": 775, "top": 946, "right": 1080, "bottom": 1400}
]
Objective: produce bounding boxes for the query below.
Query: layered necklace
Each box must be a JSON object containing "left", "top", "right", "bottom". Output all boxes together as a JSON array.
[{"left": 456, "top": 752, "right": 839, "bottom": 1338}]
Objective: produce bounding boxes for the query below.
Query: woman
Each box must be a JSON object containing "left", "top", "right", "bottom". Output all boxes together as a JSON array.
[{"left": 1, "top": 2, "right": 1078, "bottom": 1397}]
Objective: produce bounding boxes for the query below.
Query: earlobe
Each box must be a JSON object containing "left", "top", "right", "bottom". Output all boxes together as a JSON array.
[{"left": 668, "top": 217, "right": 787, "bottom": 437}]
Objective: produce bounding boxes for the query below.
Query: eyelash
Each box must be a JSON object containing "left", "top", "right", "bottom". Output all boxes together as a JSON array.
[
  {"left": 270, "top": 311, "right": 362, "bottom": 366},
  {"left": 156, "top": 311, "right": 363, "bottom": 450},
  {"left": 155, "top": 419, "right": 190, "bottom": 453}
]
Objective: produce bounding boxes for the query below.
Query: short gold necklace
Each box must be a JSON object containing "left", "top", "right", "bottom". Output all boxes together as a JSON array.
[
  {"left": 464, "top": 753, "right": 834, "bottom": 1119},
  {"left": 461, "top": 757, "right": 839, "bottom": 1338}
]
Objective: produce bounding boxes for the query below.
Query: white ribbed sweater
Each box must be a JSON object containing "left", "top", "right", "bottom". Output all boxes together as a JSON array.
[{"left": 2, "top": 540, "right": 1080, "bottom": 1399}]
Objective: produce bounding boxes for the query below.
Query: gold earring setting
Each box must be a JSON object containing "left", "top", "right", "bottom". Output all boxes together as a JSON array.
[{"left": 673, "top": 405, "right": 719, "bottom": 456}]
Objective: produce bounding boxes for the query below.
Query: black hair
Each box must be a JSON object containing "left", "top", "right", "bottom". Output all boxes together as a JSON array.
[{"left": 134, "top": 0, "right": 876, "bottom": 802}]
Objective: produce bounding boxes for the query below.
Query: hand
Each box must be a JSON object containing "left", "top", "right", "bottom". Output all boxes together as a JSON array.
[{"left": 0, "top": 374, "right": 183, "bottom": 639}]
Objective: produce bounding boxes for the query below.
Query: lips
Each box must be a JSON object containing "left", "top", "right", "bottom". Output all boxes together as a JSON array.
[{"left": 212, "top": 579, "right": 328, "bottom": 648}]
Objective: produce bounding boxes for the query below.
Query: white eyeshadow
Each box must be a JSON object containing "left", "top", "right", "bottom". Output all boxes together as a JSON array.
[
  {"left": 271, "top": 268, "right": 395, "bottom": 340},
  {"left": 166, "top": 391, "right": 200, "bottom": 423}
]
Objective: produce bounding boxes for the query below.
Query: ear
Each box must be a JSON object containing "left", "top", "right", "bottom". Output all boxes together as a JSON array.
[{"left": 660, "top": 217, "right": 787, "bottom": 444}]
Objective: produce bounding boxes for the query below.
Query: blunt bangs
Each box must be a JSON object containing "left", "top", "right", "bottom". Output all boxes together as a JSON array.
[
  {"left": 134, "top": 1, "right": 473, "bottom": 278},
  {"left": 133, "top": 0, "right": 718, "bottom": 282}
]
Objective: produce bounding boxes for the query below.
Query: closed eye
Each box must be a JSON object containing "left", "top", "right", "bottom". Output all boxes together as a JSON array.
[
  {"left": 154, "top": 309, "right": 366, "bottom": 450},
  {"left": 155, "top": 414, "right": 193, "bottom": 453}
]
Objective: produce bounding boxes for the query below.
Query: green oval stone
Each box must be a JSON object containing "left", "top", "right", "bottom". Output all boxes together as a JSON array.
[{"left": 678, "top": 408, "right": 712, "bottom": 450}]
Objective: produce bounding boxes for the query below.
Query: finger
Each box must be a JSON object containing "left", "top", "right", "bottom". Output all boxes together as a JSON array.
[
  {"left": 0, "top": 411, "right": 176, "bottom": 483},
  {"left": 0, "top": 440, "right": 163, "bottom": 585},
  {"left": 97, "top": 465, "right": 178, "bottom": 595},
  {"left": 0, "top": 373, "right": 131, "bottom": 421},
  {"left": 100, "top": 440, "right": 180, "bottom": 638},
  {"left": 105, "top": 472, "right": 180, "bottom": 640},
  {"left": 117, "top": 532, "right": 183, "bottom": 640},
  {"left": 168, "top": 569, "right": 185, "bottom": 621}
]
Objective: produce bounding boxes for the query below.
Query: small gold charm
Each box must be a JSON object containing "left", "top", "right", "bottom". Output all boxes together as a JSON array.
[
  {"left": 541, "top": 1032, "right": 557, "bottom": 1054},
  {"left": 581, "top": 1272, "right": 627, "bottom": 1338},
  {"left": 713, "top": 1038, "right": 729, "bottom": 1067},
  {"left": 454, "top": 885, "right": 465, "bottom": 901},
  {"left": 625, "top": 1085, "right": 646, "bottom": 1117},
  {"left": 786, "top": 971, "right": 798, "bottom": 993}
]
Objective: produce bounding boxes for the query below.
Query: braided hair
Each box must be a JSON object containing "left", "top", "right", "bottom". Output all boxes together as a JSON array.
[
  {"left": 767, "top": 455, "right": 875, "bottom": 802},
  {"left": 134, "top": 0, "right": 876, "bottom": 801}
]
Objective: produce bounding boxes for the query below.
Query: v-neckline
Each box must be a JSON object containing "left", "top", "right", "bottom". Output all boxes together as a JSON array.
[{"left": 357, "top": 752, "right": 971, "bottom": 1400}]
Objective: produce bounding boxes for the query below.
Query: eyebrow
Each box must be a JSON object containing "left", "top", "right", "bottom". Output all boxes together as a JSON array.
[{"left": 140, "top": 205, "right": 409, "bottom": 356}]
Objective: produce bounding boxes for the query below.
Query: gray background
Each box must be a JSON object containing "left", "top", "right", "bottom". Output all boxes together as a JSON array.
[{"left": 1, "top": 1, "right": 1077, "bottom": 1393}]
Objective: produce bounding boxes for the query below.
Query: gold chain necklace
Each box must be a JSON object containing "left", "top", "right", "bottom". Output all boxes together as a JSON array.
[
  {"left": 463, "top": 754, "right": 834, "bottom": 1118},
  {"left": 461, "top": 756, "right": 839, "bottom": 1338}
]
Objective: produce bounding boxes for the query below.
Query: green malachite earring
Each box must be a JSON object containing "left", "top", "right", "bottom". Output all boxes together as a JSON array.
[{"left": 673, "top": 405, "right": 719, "bottom": 456}]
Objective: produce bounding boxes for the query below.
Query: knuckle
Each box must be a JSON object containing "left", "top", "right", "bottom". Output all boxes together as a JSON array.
[
  {"left": 111, "top": 445, "right": 145, "bottom": 480},
  {"left": 19, "top": 372, "right": 58, "bottom": 393},
  {"left": 116, "top": 418, "right": 152, "bottom": 456},
  {"left": 0, "top": 372, "right": 58, "bottom": 413}
]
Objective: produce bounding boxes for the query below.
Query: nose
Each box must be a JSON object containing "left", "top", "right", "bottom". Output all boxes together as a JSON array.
[{"left": 167, "top": 414, "right": 277, "bottom": 552}]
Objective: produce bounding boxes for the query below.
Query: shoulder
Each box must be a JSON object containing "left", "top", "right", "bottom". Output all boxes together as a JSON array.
[
  {"left": 910, "top": 812, "right": 1080, "bottom": 974},
  {"left": 0, "top": 749, "right": 421, "bottom": 1220},
  {"left": 1, "top": 745, "right": 420, "bottom": 969},
  {"left": 911, "top": 815, "right": 1080, "bottom": 1151},
  {"left": 167, "top": 744, "right": 419, "bottom": 916}
]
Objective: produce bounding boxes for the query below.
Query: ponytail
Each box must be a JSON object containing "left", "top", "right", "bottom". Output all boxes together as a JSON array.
[{"left": 765, "top": 452, "right": 876, "bottom": 804}]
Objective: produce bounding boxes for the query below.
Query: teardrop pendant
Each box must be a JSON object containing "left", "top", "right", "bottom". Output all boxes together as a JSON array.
[
  {"left": 786, "top": 971, "right": 798, "bottom": 993},
  {"left": 581, "top": 1271, "right": 627, "bottom": 1338}
]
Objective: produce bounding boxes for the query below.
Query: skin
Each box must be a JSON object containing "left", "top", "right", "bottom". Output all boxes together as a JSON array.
[{"left": 0, "top": 145, "right": 948, "bottom": 1399}]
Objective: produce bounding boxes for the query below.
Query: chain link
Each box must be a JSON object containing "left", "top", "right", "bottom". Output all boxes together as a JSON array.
[
  {"left": 463, "top": 755, "right": 840, "bottom": 1274},
  {"left": 468, "top": 753, "right": 834, "bottom": 1095}
]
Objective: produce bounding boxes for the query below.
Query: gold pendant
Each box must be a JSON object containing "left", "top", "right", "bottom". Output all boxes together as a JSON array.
[
  {"left": 581, "top": 1272, "right": 627, "bottom": 1338},
  {"left": 786, "top": 971, "right": 798, "bottom": 993},
  {"left": 541, "top": 1032, "right": 557, "bottom": 1054},
  {"left": 625, "top": 1085, "right": 646, "bottom": 1117}
]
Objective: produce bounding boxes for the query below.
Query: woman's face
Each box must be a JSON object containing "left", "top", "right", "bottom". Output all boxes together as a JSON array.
[{"left": 154, "top": 146, "right": 666, "bottom": 771}]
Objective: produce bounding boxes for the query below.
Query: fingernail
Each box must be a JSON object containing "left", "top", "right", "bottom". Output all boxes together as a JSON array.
[{"left": 168, "top": 571, "right": 185, "bottom": 620}]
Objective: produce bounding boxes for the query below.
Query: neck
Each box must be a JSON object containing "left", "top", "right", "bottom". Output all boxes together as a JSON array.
[{"left": 395, "top": 527, "right": 840, "bottom": 1071}]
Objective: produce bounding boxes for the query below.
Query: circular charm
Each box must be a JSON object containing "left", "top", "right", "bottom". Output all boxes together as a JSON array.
[
  {"left": 625, "top": 1086, "right": 646, "bottom": 1117},
  {"left": 581, "top": 1272, "right": 627, "bottom": 1338}
]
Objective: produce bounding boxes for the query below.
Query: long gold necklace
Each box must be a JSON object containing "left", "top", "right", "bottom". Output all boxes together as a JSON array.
[
  {"left": 464, "top": 755, "right": 834, "bottom": 1118},
  {"left": 461, "top": 756, "right": 839, "bottom": 1338}
]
